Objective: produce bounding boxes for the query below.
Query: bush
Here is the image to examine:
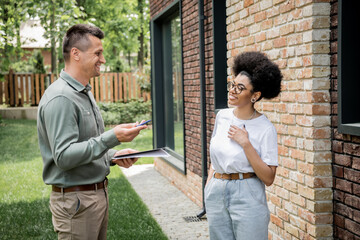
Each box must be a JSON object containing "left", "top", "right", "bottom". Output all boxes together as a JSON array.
[
  {"left": 98, "top": 99, "right": 152, "bottom": 125},
  {"left": 10, "top": 50, "right": 46, "bottom": 73}
]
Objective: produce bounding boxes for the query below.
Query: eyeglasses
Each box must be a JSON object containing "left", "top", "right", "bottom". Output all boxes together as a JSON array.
[{"left": 227, "top": 81, "right": 247, "bottom": 94}]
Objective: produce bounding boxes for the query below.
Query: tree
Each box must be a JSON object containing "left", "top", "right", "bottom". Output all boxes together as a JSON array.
[
  {"left": 0, "top": 0, "right": 37, "bottom": 73},
  {"left": 34, "top": 0, "right": 86, "bottom": 74},
  {"left": 1, "top": 0, "right": 150, "bottom": 75},
  {"left": 77, "top": 0, "right": 150, "bottom": 71}
]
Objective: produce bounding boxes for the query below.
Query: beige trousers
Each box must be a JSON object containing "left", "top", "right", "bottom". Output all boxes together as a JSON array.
[{"left": 50, "top": 188, "right": 109, "bottom": 240}]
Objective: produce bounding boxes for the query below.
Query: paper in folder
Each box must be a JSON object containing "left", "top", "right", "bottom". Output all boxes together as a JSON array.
[{"left": 112, "top": 148, "right": 170, "bottom": 159}]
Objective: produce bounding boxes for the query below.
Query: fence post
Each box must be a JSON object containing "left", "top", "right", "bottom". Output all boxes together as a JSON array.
[{"left": 9, "top": 69, "right": 15, "bottom": 107}]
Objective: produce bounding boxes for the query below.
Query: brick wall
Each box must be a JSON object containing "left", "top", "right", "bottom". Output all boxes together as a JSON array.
[
  {"left": 330, "top": 0, "right": 360, "bottom": 239},
  {"left": 152, "top": 0, "right": 215, "bottom": 207},
  {"left": 226, "top": 0, "right": 332, "bottom": 239},
  {"left": 149, "top": 0, "right": 174, "bottom": 18}
]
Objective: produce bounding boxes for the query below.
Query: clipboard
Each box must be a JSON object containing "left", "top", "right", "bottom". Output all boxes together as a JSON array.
[{"left": 112, "top": 148, "right": 170, "bottom": 159}]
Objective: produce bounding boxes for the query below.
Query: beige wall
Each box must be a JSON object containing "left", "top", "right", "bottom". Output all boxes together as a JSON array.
[{"left": 226, "top": 0, "right": 332, "bottom": 239}]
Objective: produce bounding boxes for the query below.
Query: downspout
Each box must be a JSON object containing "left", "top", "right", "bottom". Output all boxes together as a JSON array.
[{"left": 197, "top": 0, "right": 207, "bottom": 218}]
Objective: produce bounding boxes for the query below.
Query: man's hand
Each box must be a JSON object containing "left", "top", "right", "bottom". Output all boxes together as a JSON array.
[
  {"left": 113, "top": 121, "right": 147, "bottom": 142},
  {"left": 112, "top": 148, "right": 139, "bottom": 168}
]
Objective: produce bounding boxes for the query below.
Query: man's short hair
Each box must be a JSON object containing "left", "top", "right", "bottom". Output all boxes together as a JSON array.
[{"left": 62, "top": 24, "right": 104, "bottom": 62}]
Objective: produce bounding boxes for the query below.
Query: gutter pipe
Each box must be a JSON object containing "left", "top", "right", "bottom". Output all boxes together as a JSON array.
[{"left": 196, "top": 0, "right": 207, "bottom": 219}]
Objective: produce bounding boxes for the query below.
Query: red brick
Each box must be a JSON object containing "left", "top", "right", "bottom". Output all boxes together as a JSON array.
[
  {"left": 261, "top": 19, "right": 273, "bottom": 30},
  {"left": 354, "top": 208, "right": 360, "bottom": 222},
  {"left": 334, "top": 190, "right": 345, "bottom": 202},
  {"left": 333, "top": 165, "right": 343, "bottom": 178},
  {"left": 270, "top": 194, "right": 282, "bottom": 207},
  {"left": 273, "top": 37, "right": 287, "bottom": 48},
  {"left": 335, "top": 202, "right": 353, "bottom": 220},
  {"left": 334, "top": 214, "right": 345, "bottom": 228},
  {"left": 354, "top": 184, "right": 360, "bottom": 197},
  {"left": 254, "top": 11, "right": 266, "bottom": 22},
  {"left": 290, "top": 149, "right": 305, "bottom": 161},
  {"left": 244, "top": 0, "right": 254, "bottom": 8},
  {"left": 344, "top": 143, "right": 360, "bottom": 157},
  {"left": 271, "top": 214, "right": 284, "bottom": 228},
  {"left": 279, "top": 0, "right": 295, "bottom": 13},
  {"left": 344, "top": 194, "right": 360, "bottom": 209},
  {"left": 332, "top": 141, "right": 343, "bottom": 153},
  {"left": 280, "top": 114, "right": 295, "bottom": 124},
  {"left": 345, "top": 219, "right": 360, "bottom": 236},
  {"left": 283, "top": 136, "right": 296, "bottom": 148},
  {"left": 298, "top": 208, "right": 315, "bottom": 224},
  {"left": 280, "top": 24, "right": 295, "bottom": 35},
  {"left": 255, "top": 32, "right": 266, "bottom": 42},
  {"left": 344, "top": 168, "right": 360, "bottom": 184},
  {"left": 335, "top": 227, "right": 356, "bottom": 240},
  {"left": 334, "top": 153, "right": 352, "bottom": 167},
  {"left": 336, "top": 179, "right": 352, "bottom": 193}
]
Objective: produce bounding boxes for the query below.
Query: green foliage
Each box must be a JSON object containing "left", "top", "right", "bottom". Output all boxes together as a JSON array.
[
  {"left": 0, "top": 0, "right": 37, "bottom": 72},
  {"left": 32, "top": 50, "right": 46, "bottom": 73},
  {"left": 9, "top": 50, "right": 46, "bottom": 73},
  {"left": 75, "top": 0, "right": 150, "bottom": 71},
  {"left": 134, "top": 62, "right": 151, "bottom": 93},
  {"left": 109, "top": 58, "right": 130, "bottom": 72},
  {"left": 0, "top": 0, "right": 150, "bottom": 73},
  {"left": 98, "top": 99, "right": 152, "bottom": 125}
]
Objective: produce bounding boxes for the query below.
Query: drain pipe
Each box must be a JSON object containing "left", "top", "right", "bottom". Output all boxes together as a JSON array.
[{"left": 196, "top": 0, "right": 207, "bottom": 219}]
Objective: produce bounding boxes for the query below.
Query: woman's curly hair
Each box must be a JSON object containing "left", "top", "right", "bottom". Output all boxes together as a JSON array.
[{"left": 232, "top": 51, "right": 282, "bottom": 101}]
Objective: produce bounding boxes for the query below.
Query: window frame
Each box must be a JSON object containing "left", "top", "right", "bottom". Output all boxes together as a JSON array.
[
  {"left": 212, "top": 0, "right": 228, "bottom": 111},
  {"left": 150, "top": 0, "right": 186, "bottom": 173},
  {"left": 337, "top": 0, "right": 360, "bottom": 136}
]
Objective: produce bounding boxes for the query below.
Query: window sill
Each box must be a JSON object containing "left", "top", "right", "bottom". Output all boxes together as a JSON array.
[
  {"left": 338, "top": 122, "right": 360, "bottom": 136},
  {"left": 159, "top": 147, "right": 185, "bottom": 174}
]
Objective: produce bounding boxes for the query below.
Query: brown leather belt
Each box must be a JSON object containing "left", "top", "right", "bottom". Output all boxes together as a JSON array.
[
  {"left": 52, "top": 178, "right": 108, "bottom": 193},
  {"left": 214, "top": 172, "right": 256, "bottom": 180}
]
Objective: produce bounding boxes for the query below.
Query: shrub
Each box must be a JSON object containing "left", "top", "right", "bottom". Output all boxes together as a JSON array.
[{"left": 98, "top": 99, "right": 152, "bottom": 125}]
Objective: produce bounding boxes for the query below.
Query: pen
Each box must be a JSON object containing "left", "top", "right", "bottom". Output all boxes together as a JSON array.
[{"left": 136, "top": 120, "right": 151, "bottom": 126}]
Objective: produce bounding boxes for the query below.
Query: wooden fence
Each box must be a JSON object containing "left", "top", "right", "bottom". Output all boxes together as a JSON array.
[{"left": 0, "top": 72, "right": 150, "bottom": 107}]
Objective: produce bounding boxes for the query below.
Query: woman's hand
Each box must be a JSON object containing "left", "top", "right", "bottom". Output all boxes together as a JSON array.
[{"left": 228, "top": 125, "right": 251, "bottom": 148}]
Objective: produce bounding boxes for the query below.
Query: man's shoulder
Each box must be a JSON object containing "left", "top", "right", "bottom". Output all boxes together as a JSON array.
[{"left": 39, "top": 78, "right": 76, "bottom": 107}]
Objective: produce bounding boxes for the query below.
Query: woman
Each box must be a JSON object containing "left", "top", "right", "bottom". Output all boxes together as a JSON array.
[{"left": 205, "top": 51, "right": 282, "bottom": 240}]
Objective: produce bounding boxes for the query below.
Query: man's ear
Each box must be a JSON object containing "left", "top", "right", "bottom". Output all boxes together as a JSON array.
[{"left": 70, "top": 47, "right": 80, "bottom": 61}]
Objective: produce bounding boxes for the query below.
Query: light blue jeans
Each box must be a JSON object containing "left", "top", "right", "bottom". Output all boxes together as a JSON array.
[{"left": 205, "top": 176, "right": 270, "bottom": 240}]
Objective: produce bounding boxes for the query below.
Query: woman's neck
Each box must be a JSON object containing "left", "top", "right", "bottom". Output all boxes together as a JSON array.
[{"left": 233, "top": 107, "right": 257, "bottom": 120}]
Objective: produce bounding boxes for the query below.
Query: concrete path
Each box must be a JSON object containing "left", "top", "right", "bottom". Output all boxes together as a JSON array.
[{"left": 121, "top": 164, "right": 209, "bottom": 240}]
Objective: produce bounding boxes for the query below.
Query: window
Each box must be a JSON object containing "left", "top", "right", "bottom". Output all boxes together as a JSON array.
[
  {"left": 151, "top": 1, "right": 185, "bottom": 172},
  {"left": 338, "top": 0, "right": 360, "bottom": 136},
  {"left": 212, "top": 0, "right": 228, "bottom": 110}
]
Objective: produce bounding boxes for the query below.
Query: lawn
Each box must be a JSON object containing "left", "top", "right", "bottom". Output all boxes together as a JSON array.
[{"left": 0, "top": 119, "right": 167, "bottom": 240}]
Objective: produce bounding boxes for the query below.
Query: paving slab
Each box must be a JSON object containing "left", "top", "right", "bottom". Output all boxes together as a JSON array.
[{"left": 121, "top": 164, "right": 209, "bottom": 240}]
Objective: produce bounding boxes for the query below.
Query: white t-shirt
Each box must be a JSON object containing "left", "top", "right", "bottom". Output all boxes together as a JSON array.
[{"left": 210, "top": 108, "right": 278, "bottom": 174}]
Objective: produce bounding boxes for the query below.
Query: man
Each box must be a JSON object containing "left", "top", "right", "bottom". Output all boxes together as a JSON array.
[{"left": 37, "top": 24, "right": 147, "bottom": 239}]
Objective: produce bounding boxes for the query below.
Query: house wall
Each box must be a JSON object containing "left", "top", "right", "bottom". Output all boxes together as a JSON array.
[
  {"left": 330, "top": 0, "right": 360, "bottom": 239},
  {"left": 152, "top": 0, "right": 215, "bottom": 207},
  {"left": 151, "top": 0, "right": 336, "bottom": 239},
  {"left": 22, "top": 48, "right": 51, "bottom": 68},
  {"left": 226, "top": 1, "right": 332, "bottom": 239}
]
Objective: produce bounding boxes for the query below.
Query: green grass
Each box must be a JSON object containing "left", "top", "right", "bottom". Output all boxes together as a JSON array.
[{"left": 0, "top": 119, "right": 167, "bottom": 240}]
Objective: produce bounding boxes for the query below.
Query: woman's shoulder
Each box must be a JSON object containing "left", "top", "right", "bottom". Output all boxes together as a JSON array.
[
  {"left": 256, "top": 114, "right": 277, "bottom": 133},
  {"left": 217, "top": 108, "right": 233, "bottom": 117}
]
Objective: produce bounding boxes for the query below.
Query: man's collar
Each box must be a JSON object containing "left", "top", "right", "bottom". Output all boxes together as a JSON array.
[{"left": 60, "top": 70, "right": 92, "bottom": 92}]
